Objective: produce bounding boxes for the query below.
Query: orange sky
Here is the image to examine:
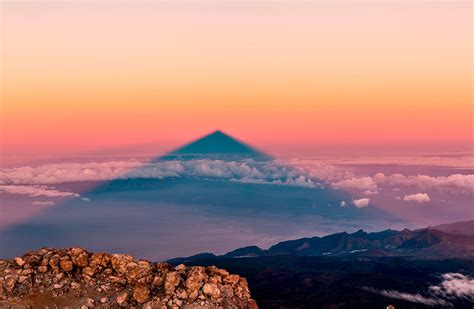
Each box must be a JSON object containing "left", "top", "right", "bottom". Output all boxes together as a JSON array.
[{"left": 1, "top": 1, "right": 472, "bottom": 159}]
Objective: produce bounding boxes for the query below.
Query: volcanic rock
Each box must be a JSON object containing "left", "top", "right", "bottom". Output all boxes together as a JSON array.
[{"left": 0, "top": 247, "right": 258, "bottom": 308}]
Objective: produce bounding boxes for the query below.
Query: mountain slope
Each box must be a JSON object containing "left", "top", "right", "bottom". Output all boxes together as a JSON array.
[{"left": 432, "top": 220, "right": 474, "bottom": 236}]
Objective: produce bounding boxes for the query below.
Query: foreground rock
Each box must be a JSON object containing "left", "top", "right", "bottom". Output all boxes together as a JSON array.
[{"left": 0, "top": 248, "right": 258, "bottom": 308}]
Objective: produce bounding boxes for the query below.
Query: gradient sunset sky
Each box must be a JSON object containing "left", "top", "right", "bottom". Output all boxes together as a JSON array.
[{"left": 1, "top": 0, "right": 472, "bottom": 159}]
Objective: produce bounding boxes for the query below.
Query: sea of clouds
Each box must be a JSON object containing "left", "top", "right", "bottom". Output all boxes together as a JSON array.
[{"left": 0, "top": 159, "right": 472, "bottom": 207}]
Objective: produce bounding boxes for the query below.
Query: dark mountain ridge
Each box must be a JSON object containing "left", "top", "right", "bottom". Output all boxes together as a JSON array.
[{"left": 169, "top": 220, "right": 474, "bottom": 263}]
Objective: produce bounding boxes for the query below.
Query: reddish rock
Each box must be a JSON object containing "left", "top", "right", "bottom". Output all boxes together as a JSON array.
[
  {"left": 59, "top": 258, "right": 73, "bottom": 272},
  {"left": 133, "top": 283, "right": 151, "bottom": 303},
  {"left": 0, "top": 248, "right": 258, "bottom": 308},
  {"left": 165, "top": 271, "right": 180, "bottom": 295},
  {"left": 14, "top": 257, "right": 25, "bottom": 267},
  {"left": 202, "top": 283, "right": 221, "bottom": 299}
]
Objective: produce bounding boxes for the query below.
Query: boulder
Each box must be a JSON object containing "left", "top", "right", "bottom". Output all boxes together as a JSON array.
[
  {"left": 202, "top": 283, "right": 221, "bottom": 299},
  {"left": 165, "top": 271, "right": 180, "bottom": 295},
  {"left": 133, "top": 283, "right": 151, "bottom": 303}
]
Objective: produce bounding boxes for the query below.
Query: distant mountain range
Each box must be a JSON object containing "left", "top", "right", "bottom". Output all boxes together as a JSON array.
[{"left": 169, "top": 220, "right": 474, "bottom": 263}]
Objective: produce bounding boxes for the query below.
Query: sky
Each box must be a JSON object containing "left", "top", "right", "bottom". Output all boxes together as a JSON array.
[
  {"left": 0, "top": 1, "right": 472, "bottom": 258},
  {"left": 1, "top": 0, "right": 473, "bottom": 162}
]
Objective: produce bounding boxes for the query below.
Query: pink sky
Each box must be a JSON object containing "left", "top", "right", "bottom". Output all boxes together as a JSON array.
[{"left": 1, "top": 1, "right": 472, "bottom": 163}]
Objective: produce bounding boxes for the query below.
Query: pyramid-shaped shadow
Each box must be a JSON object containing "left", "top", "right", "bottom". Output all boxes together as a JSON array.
[
  {"left": 0, "top": 131, "right": 402, "bottom": 260},
  {"left": 158, "top": 130, "right": 271, "bottom": 162}
]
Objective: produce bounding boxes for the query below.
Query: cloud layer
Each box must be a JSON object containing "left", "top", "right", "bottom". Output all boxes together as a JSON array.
[
  {"left": 374, "top": 173, "right": 474, "bottom": 195},
  {"left": 0, "top": 185, "right": 80, "bottom": 198},
  {"left": 0, "top": 160, "right": 317, "bottom": 198},
  {"left": 1, "top": 159, "right": 472, "bottom": 205}
]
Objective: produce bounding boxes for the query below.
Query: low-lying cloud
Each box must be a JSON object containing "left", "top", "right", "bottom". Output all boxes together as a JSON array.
[
  {"left": 32, "top": 201, "right": 56, "bottom": 206},
  {"left": 332, "top": 177, "right": 377, "bottom": 191},
  {"left": 365, "top": 272, "right": 474, "bottom": 307},
  {"left": 403, "top": 193, "right": 431, "bottom": 203},
  {"left": 280, "top": 159, "right": 473, "bottom": 197},
  {"left": 0, "top": 160, "right": 317, "bottom": 198},
  {"left": 353, "top": 198, "right": 370, "bottom": 208},
  {"left": 1, "top": 159, "right": 472, "bottom": 202},
  {"left": 0, "top": 160, "right": 317, "bottom": 187},
  {"left": 0, "top": 185, "right": 80, "bottom": 198},
  {"left": 364, "top": 287, "right": 447, "bottom": 306},
  {"left": 374, "top": 173, "right": 474, "bottom": 195},
  {"left": 430, "top": 273, "right": 474, "bottom": 302}
]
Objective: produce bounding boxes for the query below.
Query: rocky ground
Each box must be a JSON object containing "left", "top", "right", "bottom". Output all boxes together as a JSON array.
[{"left": 0, "top": 248, "right": 258, "bottom": 308}]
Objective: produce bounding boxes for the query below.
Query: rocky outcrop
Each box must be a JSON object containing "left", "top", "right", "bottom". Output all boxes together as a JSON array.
[{"left": 0, "top": 248, "right": 258, "bottom": 308}]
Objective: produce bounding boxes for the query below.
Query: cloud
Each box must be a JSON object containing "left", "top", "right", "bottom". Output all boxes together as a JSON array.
[
  {"left": 0, "top": 185, "right": 80, "bottom": 198},
  {"left": 0, "top": 160, "right": 318, "bottom": 188},
  {"left": 364, "top": 190, "right": 378, "bottom": 196},
  {"left": 283, "top": 159, "right": 355, "bottom": 182},
  {"left": 0, "top": 161, "right": 182, "bottom": 185},
  {"left": 353, "top": 198, "right": 369, "bottom": 208},
  {"left": 32, "top": 201, "right": 55, "bottom": 206},
  {"left": 81, "top": 197, "right": 91, "bottom": 202},
  {"left": 429, "top": 273, "right": 474, "bottom": 302},
  {"left": 363, "top": 287, "right": 447, "bottom": 306},
  {"left": 0, "top": 160, "right": 319, "bottom": 196},
  {"left": 332, "top": 177, "right": 377, "bottom": 191},
  {"left": 331, "top": 172, "right": 474, "bottom": 197},
  {"left": 1, "top": 159, "right": 471, "bottom": 200},
  {"left": 331, "top": 173, "right": 473, "bottom": 196},
  {"left": 340, "top": 201, "right": 347, "bottom": 207},
  {"left": 312, "top": 154, "right": 474, "bottom": 169},
  {"left": 365, "top": 272, "right": 474, "bottom": 307},
  {"left": 403, "top": 193, "right": 431, "bottom": 203},
  {"left": 374, "top": 173, "right": 474, "bottom": 195}
]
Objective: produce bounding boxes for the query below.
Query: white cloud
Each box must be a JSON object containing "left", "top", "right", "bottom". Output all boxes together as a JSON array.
[
  {"left": 0, "top": 160, "right": 320, "bottom": 196},
  {"left": 340, "top": 201, "right": 347, "bottom": 207},
  {"left": 366, "top": 272, "right": 474, "bottom": 307},
  {"left": 364, "top": 190, "right": 378, "bottom": 196},
  {"left": 374, "top": 173, "right": 474, "bottom": 195},
  {"left": 430, "top": 273, "right": 474, "bottom": 302},
  {"left": 332, "top": 177, "right": 377, "bottom": 191},
  {"left": 353, "top": 198, "right": 369, "bottom": 208},
  {"left": 1, "top": 159, "right": 472, "bottom": 200},
  {"left": 81, "top": 197, "right": 91, "bottom": 202},
  {"left": 364, "top": 287, "right": 447, "bottom": 306},
  {"left": 0, "top": 185, "right": 80, "bottom": 198},
  {"left": 403, "top": 193, "right": 431, "bottom": 203},
  {"left": 283, "top": 159, "right": 355, "bottom": 183},
  {"left": 330, "top": 172, "right": 473, "bottom": 196},
  {"left": 32, "top": 201, "right": 55, "bottom": 206},
  {"left": 0, "top": 161, "right": 182, "bottom": 185}
]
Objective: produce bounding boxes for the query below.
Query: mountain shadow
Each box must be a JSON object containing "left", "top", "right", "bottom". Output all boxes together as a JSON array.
[
  {"left": 0, "top": 130, "right": 402, "bottom": 260},
  {"left": 157, "top": 130, "right": 271, "bottom": 161}
]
